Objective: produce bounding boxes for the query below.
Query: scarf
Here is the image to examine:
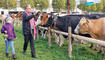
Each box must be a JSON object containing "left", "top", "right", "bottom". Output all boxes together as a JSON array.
[{"left": 25, "top": 11, "right": 36, "bottom": 37}]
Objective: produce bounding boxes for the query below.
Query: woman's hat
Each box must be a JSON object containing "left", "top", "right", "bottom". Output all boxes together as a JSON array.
[{"left": 5, "top": 17, "right": 13, "bottom": 22}]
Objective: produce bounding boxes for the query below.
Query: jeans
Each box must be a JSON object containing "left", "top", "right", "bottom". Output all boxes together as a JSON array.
[{"left": 5, "top": 39, "right": 15, "bottom": 54}]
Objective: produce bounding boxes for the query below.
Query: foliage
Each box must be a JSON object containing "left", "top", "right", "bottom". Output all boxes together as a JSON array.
[
  {"left": 8, "top": 0, "right": 17, "bottom": 9},
  {"left": 78, "top": 0, "right": 104, "bottom": 12},
  {"left": 96, "top": 0, "right": 103, "bottom": 12},
  {"left": 20, "top": 0, "right": 49, "bottom": 11},
  {"left": 20, "top": 0, "right": 35, "bottom": 9},
  {"left": 52, "top": 0, "right": 76, "bottom": 12},
  {"left": 91, "top": 4, "right": 97, "bottom": 12},
  {"left": 52, "top": 0, "right": 66, "bottom": 12},
  {"left": 102, "top": 0, "right": 105, "bottom": 13},
  {"left": 0, "top": 0, "right": 17, "bottom": 9},
  {"left": 34, "top": 0, "right": 49, "bottom": 11},
  {"left": 68, "top": 0, "right": 76, "bottom": 11}
]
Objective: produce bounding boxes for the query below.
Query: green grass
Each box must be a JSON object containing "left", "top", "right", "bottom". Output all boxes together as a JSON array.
[{"left": 0, "top": 24, "right": 104, "bottom": 60}]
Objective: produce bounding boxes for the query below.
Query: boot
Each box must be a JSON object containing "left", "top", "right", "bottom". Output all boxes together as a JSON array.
[
  {"left": 32, "top": 56, "right": 38, "bottom": 58},
  {"left": 13, "top": 54, "right": 16, "bottom": 59},
  {"left": 32, "top": 55, "right": 38, "bottom": 58},
  {"left": 5, "top": 53, "right": 9, "bottom": 58},
  {"left": 22, "top": 50, "right": 26, "bottom": 55}
]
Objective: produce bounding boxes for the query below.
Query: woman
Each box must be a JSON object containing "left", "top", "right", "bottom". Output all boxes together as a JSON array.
[{"left": 22, "top": 5, "right": 39, "bottom": 58}]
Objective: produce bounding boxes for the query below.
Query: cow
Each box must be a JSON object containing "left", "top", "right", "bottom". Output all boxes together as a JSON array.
[
  {"left": 40, "top": 14, "right": 105, "bottom": 34},
  {"left": 40, "top": 14, "right": 93, "bottom": 45},
  {"left": 74, "top": 17, "right": 105, "bottom": 60},
  {"left": 40, "top": 13, "right": 105, "bottom": 45},
  {"left": 41, "top": 14, "right": 105, "bottom": 33},
  {"left": 0, "top": 15, "right": 7, "bottom": 24}
]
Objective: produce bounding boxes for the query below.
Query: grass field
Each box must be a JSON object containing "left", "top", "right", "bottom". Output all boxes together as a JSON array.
[{"left": 0, "top": 24, "right": 104, "bottom": 60}]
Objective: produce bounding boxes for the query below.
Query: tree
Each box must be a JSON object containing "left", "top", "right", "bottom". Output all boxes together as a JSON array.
[
  {"left": 0, "top": 0, "right": 17, "bottom": 9},
  {"left": 78, "top": 4, "right": 87, "bottom": 11},
  {"left": 8, "top": 0, "right": 17, "bottom": 9},
  {"left": 52, "top": 0, "right": 66, "bottom": 12},
  {"left": 102, "top": 0, "right": 105, "bottom": 13},
  {"left": 20, "top": 0, "right": 35, "bottom": 9},
  {"left": 20, "top": 0, "right": 49, "bottom": 11},
  {"left": 0, "top": 0, "right": 3, "bottom": 8},
  {"left": 34, "top": 0, "right": 49, "bottom": 12},
  {"left": 91, "top": 3, "right": 97, "bottom": 12},
  {"left": 70, "top": 0, "right": 76, "bottom": 11},
  {"left": 65, "top": 0, "right": 76, "bottom": 12},
  {"left": 96, "top": 0, "right": 103, "bottom": 12},
  {"left": 78, "top": 0, "right": 104, "bottom": 13}
]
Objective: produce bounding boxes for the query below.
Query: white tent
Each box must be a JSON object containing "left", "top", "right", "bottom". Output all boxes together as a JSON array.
[
  {"left": 16, "top": 7, "right": 25, "bottom": 11},
  {"left": 0, "top": 9, "right": 9, "bottom": 15},
  {"left": 74, "top": 8, "right": 82, "bottom": 13}
]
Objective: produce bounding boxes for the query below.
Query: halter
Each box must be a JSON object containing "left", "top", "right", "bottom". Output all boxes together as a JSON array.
[{"left": 74, "top": 17, "right": 85, "bottom": 33}]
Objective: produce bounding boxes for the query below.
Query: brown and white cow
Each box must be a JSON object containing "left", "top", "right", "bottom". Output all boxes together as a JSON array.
[{"left": 74, "top": 17, "right": 105, "bottom": 60}]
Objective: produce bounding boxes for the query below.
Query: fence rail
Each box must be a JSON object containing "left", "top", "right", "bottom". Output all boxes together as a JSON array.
[{"left": 37, "top": 26, "right": 105, "bottom": 59}]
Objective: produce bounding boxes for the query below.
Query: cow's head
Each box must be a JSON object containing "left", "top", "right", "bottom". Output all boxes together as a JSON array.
[
  {"left": 35, "top": 11, "right": 41, "bottom": 20},
  {"left": 40, "top": 13, "right": 49, "bottom": 25},
  {"left": 10, "top": 14, "right": 16, "bottom": 19},
  {"left": 40, "top": 13, "right": 57, "bottom": 27},
  {"left": 34, "top": 11, "right": 42, "bottom": 26},
  {"left": 74, "top": 17, "right": 89, "bottom": 34}
]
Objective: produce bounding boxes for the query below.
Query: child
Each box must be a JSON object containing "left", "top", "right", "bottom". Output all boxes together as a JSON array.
[{"left": 1, "top": 17, "right": 16, "bottom": 59}]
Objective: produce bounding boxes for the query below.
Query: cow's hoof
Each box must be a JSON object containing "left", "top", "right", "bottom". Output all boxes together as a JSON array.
[
  {"left": 89, "top": 46, "right": 94, "bottom": 48},
  {"left": 89, "top": 46, "right": 92, "bottom": 48},
  {"left": 97, "top": 50, "right": 102, "bottom": 53}
]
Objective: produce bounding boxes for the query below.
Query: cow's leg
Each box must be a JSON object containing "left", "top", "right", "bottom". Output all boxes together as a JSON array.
[
  {"left": 54, "top": 33, "right": 57, "bottom": 43},
  {"left": 2, "top": 20, "right": 4, "bottom": 25},
  {"left": 43, "top": 32, "right": 46, "bottom": 39},
  {"left": 79, "top": 40, "right": 87, "bottom": 45},
  {"left": 18, "top": 18, "right": 20, "bottom": 27},
  {"left": 59, "top": 34, "right": 64, "bottom": 47},
  {"left": 41, "top": 29, "right": 44, "bottom": 38},
  {"left": 70, "top": 37, "right": 76, "bottom": 44},
  {"left": 95, "top": 45, "right": 103, "bottom": 53},
  {"left": 55, "top": 34, "right": 59, "bottom": 44},
  {"left": 43, "top": 31, "right": 48, "bottom": 39},
  {"left": 103, "top": 48, "right": 105, "bottom": 60}
]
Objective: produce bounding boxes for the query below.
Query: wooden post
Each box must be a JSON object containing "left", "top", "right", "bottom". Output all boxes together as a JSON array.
[
  {"left": 68, "top": 27, "right": 72, "bottom": 58},
  {"left": 36, "top": 26, "right": 39, "bottom": 40},
  {"left": 48, "top": 27, "right": 51, "bottom": 47}
]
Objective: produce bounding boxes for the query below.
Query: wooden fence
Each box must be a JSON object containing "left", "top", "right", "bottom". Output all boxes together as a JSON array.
[{"left": 36, "top": 26, "right": 105, "bottom": 59}]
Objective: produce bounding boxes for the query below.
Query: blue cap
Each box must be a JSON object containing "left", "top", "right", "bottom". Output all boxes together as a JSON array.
[{"left": 5, "top": 17, "right": 13, "bottom": 22}]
